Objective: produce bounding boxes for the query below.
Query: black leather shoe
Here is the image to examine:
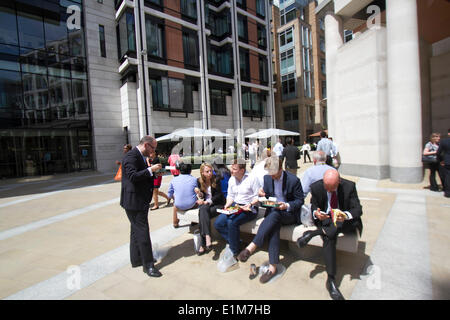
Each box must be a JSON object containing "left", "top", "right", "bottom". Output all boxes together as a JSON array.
[
  {"left": 296, "top": 230, "right": 315, "bottom": 248},
  {"left": 144, "top": 266, "right": 162, "bottom": 278},
  {"left": 326, "top": 277, "right": 345, "bottom": 300}
]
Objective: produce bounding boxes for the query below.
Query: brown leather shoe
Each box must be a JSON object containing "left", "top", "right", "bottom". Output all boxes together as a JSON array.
[
  {"left": 237, "top": 248, "right": 251, "bottom": 262},
  {"left": 260, "top": 269, "right": 277, "bottom": 284}
]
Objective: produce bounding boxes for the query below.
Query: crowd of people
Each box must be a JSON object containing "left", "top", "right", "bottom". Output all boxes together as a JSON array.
[
  {"left": 116, "top": 129, "right": 450, "bottom": 300},
  {"left": 118, "top": 134, "right": 366, "bottom": 300}
]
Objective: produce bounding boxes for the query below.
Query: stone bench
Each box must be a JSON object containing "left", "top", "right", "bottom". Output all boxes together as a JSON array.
[{"left": 177, "top": 207, "right": 360, "bottom": 253}]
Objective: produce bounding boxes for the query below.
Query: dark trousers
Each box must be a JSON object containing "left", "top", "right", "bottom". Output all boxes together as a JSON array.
[
  {"left": 303, "top": 151, "right": 311, "bottom": 163},
  {"left": 429, "top": 162, "right": 443, "bottom": 190},
  {"left": 442, "top": 165, "right": 450, "bottom": 197},
  {"left": 214, "top": 206, "right": 258, "bottom": 255},
  {"left": 252, "top": 208, "right": 297, "bottom": 265},
  {"left": 198, "top": 203, "right": 221, "bottom": 238},
  {"left": 325, "top": 155, "right": 333, "bottom": 166},
  {"left": 317, "top": 218, "right": 357, "bottom": 277},
  {"left": 126, "top": 209, "right": 154, "bottom": 269}
]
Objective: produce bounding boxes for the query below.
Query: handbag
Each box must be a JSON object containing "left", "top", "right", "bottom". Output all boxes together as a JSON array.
[
  {"left": 422, "top": 155, "right": 437, "bottom": 164},
  {"left": 114, "top": 164, "right": 122, "bottom": 181}
]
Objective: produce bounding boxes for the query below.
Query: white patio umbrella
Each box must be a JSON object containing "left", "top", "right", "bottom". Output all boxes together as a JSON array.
[
  {"left": 156, "top": 127, "right": 230, "bottom": 142},
  {"left": 245, "top": 128, "right": 300, "bottom": 139}
]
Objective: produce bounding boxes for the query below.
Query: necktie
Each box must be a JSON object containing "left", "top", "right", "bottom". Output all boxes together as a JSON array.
[{"left": 330, "top": 191, "right": 338, "bottom": 209}]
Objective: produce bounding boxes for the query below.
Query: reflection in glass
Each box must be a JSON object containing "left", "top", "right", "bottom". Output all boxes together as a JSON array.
[
  {"left": 146, "top": 17, "right": 164, "bottom": 58},
  {"left": 0, "top": 5, "right": 19, "bottom": 46},
  {"left": 0, "top": 70, "right": 22, "bottom": 126},
  {"left": 118, "top": 12, "right": 136, "bottom": 60},
  {"left": 0, "top": 44, "right": 20, "bottom": 72},
  {"left": 20, "top": 50, "right": 47, "bottom": 75},
  {"left": 17, "top": 10, "right": 45, "bottom": 50}
]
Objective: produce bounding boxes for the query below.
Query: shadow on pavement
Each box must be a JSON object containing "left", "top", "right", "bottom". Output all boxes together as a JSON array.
[{"left": 0, "top": 172, "right": 118, "bottom": 199}]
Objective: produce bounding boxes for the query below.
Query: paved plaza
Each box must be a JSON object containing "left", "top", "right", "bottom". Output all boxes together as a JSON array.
[{"left": 0, "top": 162, "right": 449, "bottom": 300}]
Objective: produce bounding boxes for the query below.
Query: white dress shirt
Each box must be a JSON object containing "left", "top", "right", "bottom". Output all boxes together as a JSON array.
[
  {"left": 227, "top": 172, "right": 259, "bottom": 205},
  {"left": 273, "top": 142, "right": 284, "bottom": 157}
]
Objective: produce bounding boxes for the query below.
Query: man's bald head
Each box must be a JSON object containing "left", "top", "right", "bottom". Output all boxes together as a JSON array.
[{"left": 323, "top": 169, "right": 339, "bottom": 192}]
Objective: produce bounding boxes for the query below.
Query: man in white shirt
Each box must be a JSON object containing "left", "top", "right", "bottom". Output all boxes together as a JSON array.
[
  {"left": 214, "top": 159, "right": 260, "bottom": 257},
  {"left": 249, "top": 141, "right": 257, "bottom": 168},
  {"left": 273, "top": 138, "right": 284, "bottom": 157}
]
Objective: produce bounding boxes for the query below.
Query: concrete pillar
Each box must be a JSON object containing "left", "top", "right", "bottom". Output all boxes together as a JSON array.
[
  {"left": 324, "top": 13, "right": 343, "bottom": 138},
  {"left": 386, "top": 0, "right": 423, "bottom": 182}
]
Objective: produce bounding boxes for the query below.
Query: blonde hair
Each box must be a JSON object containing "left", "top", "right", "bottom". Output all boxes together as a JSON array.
[{"left": 199, "top": 162, "right": 216, "bottom": 194}]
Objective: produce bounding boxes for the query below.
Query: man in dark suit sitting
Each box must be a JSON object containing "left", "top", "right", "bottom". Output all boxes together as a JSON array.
[
  {"left": 120, "top": 136, "right": 163, "bottom": 277},
  {"left": 296, "top": 169, "right": 363, "bottom": 300},
  {"left": 237, "top": 156, "right": 304, "bottom": 283}
]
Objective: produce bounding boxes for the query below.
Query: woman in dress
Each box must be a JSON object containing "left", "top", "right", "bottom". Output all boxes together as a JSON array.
[{"left": 195, "top": 162, "right": 226, "bottom": 255}]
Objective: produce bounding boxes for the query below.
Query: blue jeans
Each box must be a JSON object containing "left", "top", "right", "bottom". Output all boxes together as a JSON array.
[{"left": 214, "top": 206, "right": 258, "bottom": 255}]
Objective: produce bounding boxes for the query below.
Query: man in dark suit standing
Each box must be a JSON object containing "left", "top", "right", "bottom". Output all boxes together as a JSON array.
[
  {"left": 281, "top": 137, "right": 301, "bottom": 176},
  {"left": 237, "top": 156, "right": 304, "bottom": 283},
  {"left": 120, "top": 136, "right": 163, "bottom": 277},
  {"left": 296, "top": 169, "right": 363, "bottom": 300},
  {"left": 437, "top": 128, "right": 450, "bottom": 198}
]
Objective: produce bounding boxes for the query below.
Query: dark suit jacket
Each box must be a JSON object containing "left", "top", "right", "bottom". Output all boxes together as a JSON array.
[
  {"left": 263, "top": 171, "right": 305, "bottom": 224},
  {"left": 120, "top": 147, "right": 154, "bottom": 211},
  {"left": 310, "top": 178, "right": 363, "bottom": 235},
  {"left": 437, "top": 137, "right": 450, "bottom": 165},
  {"left": 197, "top": 178, "right": 226, "bottom": 206},
  {"left": 282, "top": 145, "right": 301, "bottom": 169}
]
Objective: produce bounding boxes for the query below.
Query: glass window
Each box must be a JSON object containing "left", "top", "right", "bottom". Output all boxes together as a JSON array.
[
  {"left": 17, "top": 10, "right": 45, "bottom": 50},
  {"left": 20, "top": 50, "right": 47, "bottom": 75},
  {"left": 47, "top": 54, "right": 71, "bottom": 78},
  {"left": 181, "top": 0, "right": 197, "bottom": 20},
  {"left": 0, "top": 44, "right": 20, "bottom": 72},
  {"left": 236, "top": 0, "right": 246, "bottom": 9},
  {"left": 44, "top": 9, "right": 69, "bottom": 50},
  {"left": 99, "top": 25, "right": 106, "bottom": 58},
  {"left": 0, "top": 5, "right": 19, "bottom": 46},
  {"left": 256, "top": 0, "right": 265, "bottom": 17},
  {"left": 150, "top": 76, "right": 169, "bottom": 110},
  {"left": 280, "top": 8, "right": 296, "bottom": 26},
  {"left": 208, "top": 45, "right": 233, "bottom": 77},
  {"left": 259, "top": 55, "right": 268, "bottom": 85},
  {"left": 257, "top": 24, "right": 266, "bottom": 49},
  {"left": 169, "top": 78, "right": 184, "bottom": 110},
  {"left": 279, "top": 28, "right": 293, "bottom": 49},
  {"left": 237, "top": 14, "right": 248, "bottom": 41},
  {"left": 281, "top": 72, "right": 296, "bottom": 101},
  {"left": 146, "top": 16, "right": 164, "bottom": 60},
  {"left": 239, "top": 49, "right": 249, "bottom": 82},
  {"left": 280, "top": 48, "right": 294, "bottom": 75},
  {"left": 322, "top": 80, "right": 327, "bottom": 99},
  {"left": 321, "top": 59, "right": 326, "bottom": 74},
  {"left": 210, "top": 87, "right": 230, "bottom": 116},
  {"left": 118, "top": 11, "right": 136, "bottom": 60},
  {"left": 182, "top": 30, "right": 199, "bottom": 69},
  {"left": 0, "top": 70, "right": 22, "bottom": 122},
  {"left": 208, "top": 10, "right": 231, "bottom": 40},
  {"left": 71, "top": 57, "right": 87, "bottom": 80},
  {"left": 242, "top": 88, "right": 265, "bottom": 118},
  {"left": 320, "top": 37, "right": 325, "bottom": 52}
]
